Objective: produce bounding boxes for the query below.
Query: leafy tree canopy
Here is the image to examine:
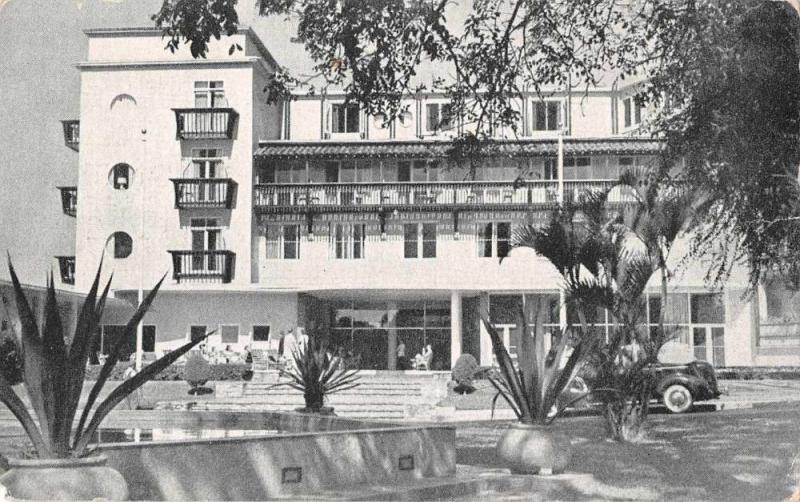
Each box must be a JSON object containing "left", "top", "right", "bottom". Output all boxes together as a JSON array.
[{"left": 153, "top": 0, "right": 800, "bottom": 289}]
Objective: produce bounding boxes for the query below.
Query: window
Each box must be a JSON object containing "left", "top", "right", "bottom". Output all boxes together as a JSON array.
[
  {"left": 404, "top": 223, "right": 436, "bottom": 258},
  {"left": 331, "top": 223, "right": 365, "bottom": 259},
  {"left": 622, "top": 96, "right": 643, "bottom": 129},
  {"left": 253, "top": 325, "right": 271, "bottom": 342},
  {"left": 220, "top": 325, "right": 239, "bottom": 344},
  {"left": 543, "top": 158, "right": 558, "bottom": 180},
  {"left": 425, "top": 103, "right": 453, "bottom": 133},
  {"left": 109, "top": 232, "right": 132, "bottom": 259},
  {"left": 266, "top": 224, "right": 300, "bottom": 259},
  {"left": 142, "top": 325, "right": 156, "bottom": 352},
  {"left": 190, "top": 325, "right": 207, "bottom": 342},
  {"left": 532, "top": 101, "right": 561, "bottom": 131},
  {"left": 194, "top": 81, "right": 226, "bottom": 108},
  {"left": 563, "top": 157, "right": 591, "bottom": 168},
  {"left": 190, "top": 149, "right": 221, "bottom": 178},
  {"left": 190, "top": 218, "right": 221, "bottom": 271},
  {"left": 331, "top": 103, "right": 360, "bottom": 134},
  {"left": 477, "top": 222, "right": 511, "bottom": 258},
  {"left": 110, "top": 164, "right": 132, "bottom": 190}
]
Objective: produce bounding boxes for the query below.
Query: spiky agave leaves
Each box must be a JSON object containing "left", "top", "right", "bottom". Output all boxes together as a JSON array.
[
  {"left": 272, "top": 337, "right": 360, "bottom": 410},
  {"left": 6, "top": 258, "right": 208, "bottom": 458},
  {"left": 481, "top": 304, "right": 588, "bottom": 426}
]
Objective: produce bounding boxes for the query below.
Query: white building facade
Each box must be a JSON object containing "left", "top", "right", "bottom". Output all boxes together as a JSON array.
[{"left": 56, "top": 27, "right": 799, "bottom": 368}]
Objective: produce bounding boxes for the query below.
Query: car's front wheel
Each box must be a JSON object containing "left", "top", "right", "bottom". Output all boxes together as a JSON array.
[{"left": 663, "top": 384, "right": 693, "bottom": 413}]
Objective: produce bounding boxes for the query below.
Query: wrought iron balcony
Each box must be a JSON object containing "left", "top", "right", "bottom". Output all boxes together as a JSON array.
[
  {"left": 55, "top": 256, "right": 75, "bottom": 285},
  {"left": 61, "top": 120, "right": 79, "bottom": 151},
  {"left": 57, "top": 186, "right": 77, "bottom": 216},
  {"left": 253, "top": 180, "right": 633, "bottom": 213},
  {"left": 168, "top": 250, "right": 235, "bottom": 283},
  {"left": 170, "top": 178, "right": 237, "bottom": 209},
  {"left": 172, "top": 108, "right": 238, "bottom": 140}
]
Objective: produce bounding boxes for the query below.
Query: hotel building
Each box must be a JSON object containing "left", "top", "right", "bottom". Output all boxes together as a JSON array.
[{"left": 53, "top": 26, "right": 800, "bottom": 369}]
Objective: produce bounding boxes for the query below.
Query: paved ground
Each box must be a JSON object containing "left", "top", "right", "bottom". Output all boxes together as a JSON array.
[{"left": 456, "top": 402, "right": 800, "bottom": 501}]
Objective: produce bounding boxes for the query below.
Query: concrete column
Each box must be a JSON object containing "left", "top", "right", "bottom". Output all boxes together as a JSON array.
[
  {"left": 479, "top": 292, "right": 493, "bottom": 366},
  {"left": 450, "top": 291, "right": 462, "bottom": 369},
  {"left": 387, "top": 301, "right": 397, "bottom": 370}
]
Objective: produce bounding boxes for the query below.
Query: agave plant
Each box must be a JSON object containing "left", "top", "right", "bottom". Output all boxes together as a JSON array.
[
  {"left": 272, "top": 336, "right": 359, "bottom": 411},
  {"left": 481, "top": 297, "right": 588, "bottom": 425},
  {"left": 1, "top": 259, "right": 208, "bottom": 459}
]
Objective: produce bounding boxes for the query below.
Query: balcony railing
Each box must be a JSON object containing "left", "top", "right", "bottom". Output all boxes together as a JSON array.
[
  {"left": 55, "top": 256, "right": 75, "bottom": 285},
  {"left": 171, "top": 178, "right": 237, "bottom": 209},
  {"left": 253, "top": 180, "right": 634, "bottom": 213},
  {"left": 168, "top": 250, "right": 235, "bottom": 283},
  {"left": 172, "top": 108, "right": 238, "bottom": 140},
  {"left": 57, "top": 186, "right": 77, "bottom": 216},
  {"left": 61, "top": 120, "right": 79, "bottom": 151}
]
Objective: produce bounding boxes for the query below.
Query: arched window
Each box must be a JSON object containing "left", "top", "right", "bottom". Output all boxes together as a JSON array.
[
  {"left": 110, "top": 94, "right": 137, "bottom": 111},
  {"left": 109, "top": 164, "right": 133, "bottom": 190},
  {"left": 108, "top": 232, "right": 133, "bottom": 259}
]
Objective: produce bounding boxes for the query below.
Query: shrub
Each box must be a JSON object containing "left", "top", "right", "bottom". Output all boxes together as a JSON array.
[
  {"left": 451, "top": 354, "right": 479, "bottom": 394},
  {"left": 84, "top": 362, "right": 251, "bottom": 381}
]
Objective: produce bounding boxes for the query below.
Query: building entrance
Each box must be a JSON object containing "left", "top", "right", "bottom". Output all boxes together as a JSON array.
[{"left": 329, "top": 299, "right": 451, "bottom": 370}]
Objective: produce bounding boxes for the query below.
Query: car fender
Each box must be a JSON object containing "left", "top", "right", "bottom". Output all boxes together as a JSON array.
[{"left": 654, "top": 375, "right": 705, "bottom": 397}]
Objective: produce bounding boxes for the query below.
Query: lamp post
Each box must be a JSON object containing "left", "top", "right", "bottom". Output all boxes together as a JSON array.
[{"left": 135, "top": 127, "right": 147, "bottom": 372}]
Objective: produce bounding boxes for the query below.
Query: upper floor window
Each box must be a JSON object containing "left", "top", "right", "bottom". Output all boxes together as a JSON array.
[
  {"left": 109, "top": 163, "right": 133, "bottom": 190},
  {"left": 194, "top": 81, "right": 227, "bottom": 108},
  {"left": 330, "top": 223, "right": 365, "bottom": 259},
  {"left": 477, "top": 222, "right": 511, "bottom": 258},
  {"left": 190, "top": 149, "right": 221, "bottom": 178},
  {"left": 623, "top": 96, "right": 643, "bottom": 129},
  {"left": 266, "top": 224, "right": 300, "bottom": 260},
  {"left": 331, "top": 103, "right": 360, "bottom": 134},
  {"left": 543, "top": 158, "right": 558, "bottom": 180},
  {"left": 404, "top": 223, "right": 437, "bottom": 258},
  {"left": 532, "top": 101, "right": 562, "bottom": 132},
  {"left": 425, "top": 103, "right": 453, "bottom": 133}
]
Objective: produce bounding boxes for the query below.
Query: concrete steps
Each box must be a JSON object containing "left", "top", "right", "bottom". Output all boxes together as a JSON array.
[{"left": 158, "top": 371, "right": 449, "bottom": 420}]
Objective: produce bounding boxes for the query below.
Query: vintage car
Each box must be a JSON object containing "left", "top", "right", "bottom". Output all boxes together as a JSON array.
[{"left": 559, "top": 360, "right": 722, "bottom": 414}]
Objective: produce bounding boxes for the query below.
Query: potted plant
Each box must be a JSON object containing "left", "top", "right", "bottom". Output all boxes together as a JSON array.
[
  {"left": 0, "top": 260, "right": 208, "bottom": 500},
  {"left": 481, "top": 297, "right": 588, "bottom": 475},
  {"left": 271, "top": 335, "right": 360, "bottom": 414}
]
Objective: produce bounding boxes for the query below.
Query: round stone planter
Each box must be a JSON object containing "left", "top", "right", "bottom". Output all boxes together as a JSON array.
[
  {"left": 294, "top": 406, "right": 337, "bottom": 416},
  {"left": 496, "top": 423, "right": 571, "bottom": 475},
  {"left": 0, "top": 454, "right": 129, "bottom": 501}
]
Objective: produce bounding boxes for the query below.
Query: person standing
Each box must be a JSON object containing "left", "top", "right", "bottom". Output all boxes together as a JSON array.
[{"left": 396, "top": 338, "right": 407, "bottom": 370}]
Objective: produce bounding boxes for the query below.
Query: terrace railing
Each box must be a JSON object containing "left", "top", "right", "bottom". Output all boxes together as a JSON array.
[
  {"left": 172, "top": 108, "right": 238, "bottom": 140},
  {"left": 254, "top": 180, "right": 633, "bottom": 213},
  {"left": 61, "top": 120, "right": 80, "bottom": 151},
  {"left": 57, "top": 186, "right": 77, "bottom": 216},
  {"left": 171, "top": 178, "right": 237, "bottom": 209},
  {"left": 168, "top": 250, "right": 235, "bottom": 283}
]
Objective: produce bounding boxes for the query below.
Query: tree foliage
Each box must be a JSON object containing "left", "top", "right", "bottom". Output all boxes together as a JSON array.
[{"left": 153, "top": 0, "right": 800, "bottom": 289}]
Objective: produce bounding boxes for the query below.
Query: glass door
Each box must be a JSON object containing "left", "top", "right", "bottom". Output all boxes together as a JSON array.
[{"left": 692, "top": 326, "right": 725, "bottom": 366}]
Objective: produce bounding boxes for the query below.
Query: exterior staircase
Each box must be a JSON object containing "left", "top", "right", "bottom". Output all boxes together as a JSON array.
[{"left": 157, "top": 369, "right": 451, "bottom": 421}]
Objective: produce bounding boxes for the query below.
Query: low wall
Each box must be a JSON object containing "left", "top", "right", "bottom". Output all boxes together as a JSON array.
[{"left": 98, "top": 411, "right": 456, "bottom": 500}]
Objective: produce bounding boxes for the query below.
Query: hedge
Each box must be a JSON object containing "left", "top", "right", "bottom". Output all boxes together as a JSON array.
[
  {"left": 715, "top": 367, "right": 800, "bottom": 380},
  {"left": 84, "top": 362, "right": 252, "bottom": 381}
]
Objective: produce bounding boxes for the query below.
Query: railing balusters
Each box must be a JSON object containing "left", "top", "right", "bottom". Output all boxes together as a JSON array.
[
  {"left": 172, "top": 108, "right": 239, "bottom": 140},
  {"left": 168, "top": 250, "right": 235, "bottom": 283}
]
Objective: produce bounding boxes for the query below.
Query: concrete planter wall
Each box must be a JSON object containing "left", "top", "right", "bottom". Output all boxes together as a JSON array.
[
  {"left": 0, "top": 455, "right": 128, "bottom": 501},
  {"left": 98, "top": 411, "right": 456, "bottom": 500}
]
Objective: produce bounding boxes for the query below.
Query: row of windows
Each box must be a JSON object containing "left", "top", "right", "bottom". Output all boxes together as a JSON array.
[
  {"left": 264, "top": 222, "right": 512, "bottom": 261},
  {"left": 98, "top": 323, "right": 272, "bottom": 354},
  {"left": 320, "top": 97, "right": 643, "bottom": 137}
]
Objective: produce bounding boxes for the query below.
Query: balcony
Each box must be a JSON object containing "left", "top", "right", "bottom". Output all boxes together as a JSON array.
[
  {"left": 57, "top": 186, "right": 77, "bottom": 216},
  {"left": 171, "top": 178, "right": 237, "bottom": 209},
  {"left": 253, "top": 180, "right": 633, "bottom": 214},
  {"left": 55, "top": 256, "right": 75, "bottom": 285},
  {"left": 172, "top": 108, "right": 238, "bottom": 140},
  {"left": 168, "top": 250, "right": 235, "bottom": 283},
  {"left": 61, "top": 120, "right": 79, "bottom": 151}
]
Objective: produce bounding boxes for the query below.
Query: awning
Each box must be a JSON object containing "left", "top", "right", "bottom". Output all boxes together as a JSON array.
[{"left": 254, "top": 138, "right": 664, "bottom": 160}]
